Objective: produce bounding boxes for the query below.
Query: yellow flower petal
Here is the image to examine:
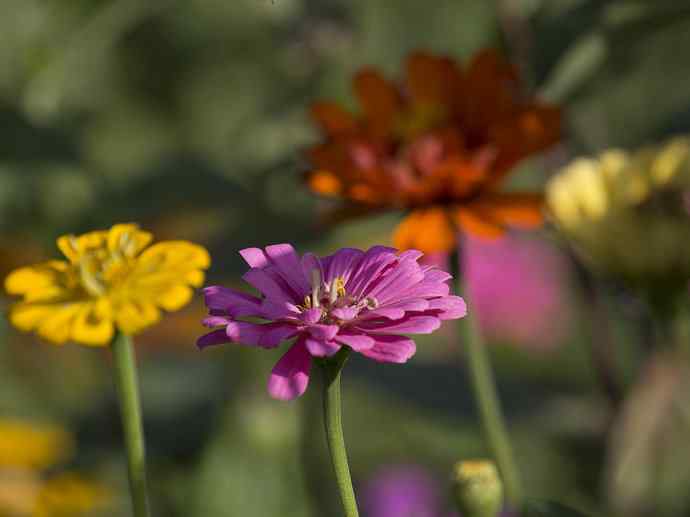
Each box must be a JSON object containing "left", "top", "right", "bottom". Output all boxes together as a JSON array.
[
  {"left": 4, "top": 261, "right": 69, "bottom": 296},
  {"left": 155, "top": 284, "right": 194, "bottom": 312},
  {"left": 136, "top": 241, "right": 211, "bottom": 272},
  {"left": 56, "top": 236, "right": 80, "bottom": 263},
  {"left": 71, "top": 303, "right": 114, "bottom": 346},
  {"left": 37, "top": 303, "right": 85, "bottom": 345},
  {"left": 9, "top": 304, "right": 56, "bottom": 332},
  {"left": 115, "top": 301, "right": 161, "bottom": 335},
  {"left": 185, "top": 269, "right": 205, "bottom": 287},
  {"left": 57, "top": 231, "right": 108, "bottom": 263},
  {"left": 107, "top": 223, "right": 152, "bottom": 258}
]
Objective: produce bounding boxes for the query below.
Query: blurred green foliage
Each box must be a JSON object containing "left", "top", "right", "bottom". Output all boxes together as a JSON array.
[{"left": 1, "top": 0, "right": 690, "bottom": 516}]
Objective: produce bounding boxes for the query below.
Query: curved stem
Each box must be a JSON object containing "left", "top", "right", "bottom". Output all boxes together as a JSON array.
[
  {"left": 321, "top": 349, "right": 359, "bottom": 517},
  {"left": 452, "top": 250, "right": 523, "bottom": 506},
  {"left": 112, "top": 332, "right": 151, "bottom": 517}
]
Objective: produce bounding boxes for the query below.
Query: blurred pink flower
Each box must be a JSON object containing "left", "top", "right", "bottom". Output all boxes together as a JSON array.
[
  {"left": 362, "top": 465, "right": 450, "bottom": 517},
  {"left": 361, "top": 464, "right": 518, "bottom": 517},
  {"left": 198, "top": 244, "right": 466, "bottom": 400},
  {"left": 464, "top": 234, "right": 572, "bottom": 350}
]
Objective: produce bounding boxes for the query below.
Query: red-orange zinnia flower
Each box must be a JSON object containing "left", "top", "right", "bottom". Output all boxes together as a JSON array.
[{"left": 306, "top": 50, "right": 561, "bottom": 252}]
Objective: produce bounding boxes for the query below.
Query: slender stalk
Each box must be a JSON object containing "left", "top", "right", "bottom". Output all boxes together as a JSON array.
[
  {"left": 112, "top": 332, "right": 151, "bottom": 517},
  {"left": 451, "top": 250, "right": 523, "bottom": 506},
  {"left": 320, "top": 349, "right": 359, "bottom": 517}
]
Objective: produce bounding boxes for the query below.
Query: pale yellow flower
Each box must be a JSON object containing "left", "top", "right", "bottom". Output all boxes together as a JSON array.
[
  {"left": 5, "top": 223, "right": 210, "bottom": 346},
  {"left": 546, "top": 136, "right": 690, "bottom": 282},
  {"left": 0, "top": 421, "right": 73, "bottom": 471}
]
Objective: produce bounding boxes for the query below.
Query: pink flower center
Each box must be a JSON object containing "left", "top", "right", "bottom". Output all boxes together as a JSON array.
[{"left": 300, "top": 272, "right": 378, "bottom": 325}]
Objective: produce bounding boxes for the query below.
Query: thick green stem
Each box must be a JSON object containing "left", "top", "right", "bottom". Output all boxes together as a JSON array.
[
  {"left": 320, "top": 349, "right": 359, "bottom": 517},
  {"left": 112, "top": 333, "right": 151, "bottom": 517},
  {"left": 452, "top": 252, "right": 523, "bottom": 506}
]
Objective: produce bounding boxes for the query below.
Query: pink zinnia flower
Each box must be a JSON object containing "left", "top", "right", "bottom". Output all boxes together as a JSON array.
[{"left": 198, "top": 244, "right": 466, "bottom": 400}]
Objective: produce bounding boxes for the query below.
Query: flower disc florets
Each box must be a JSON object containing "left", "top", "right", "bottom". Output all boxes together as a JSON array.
[{"left": 198, "top": 244, "right": 466, "bottom": 400}]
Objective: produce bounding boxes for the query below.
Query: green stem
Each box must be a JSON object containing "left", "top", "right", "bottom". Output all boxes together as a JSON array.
[
  {"left": 452, "top": 252, "right": 523, "bottom": 506},
  {"left": 112, "top": 332, "right": 151, "bottom": 517},
  {"left": 320, "top": 349, "right": 359, "bottom": 517}
]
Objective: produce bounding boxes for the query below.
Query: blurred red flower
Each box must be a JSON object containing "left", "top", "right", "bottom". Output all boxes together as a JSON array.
[{"left": 306, "top": 50, "right": 561, "bottom": 252}]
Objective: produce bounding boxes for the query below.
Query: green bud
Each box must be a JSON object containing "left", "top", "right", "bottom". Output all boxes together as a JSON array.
[{"left": 452, "top": 460, "right": 503, "bottom": 517}]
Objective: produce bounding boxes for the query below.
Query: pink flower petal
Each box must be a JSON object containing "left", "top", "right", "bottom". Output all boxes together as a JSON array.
[
  {"left": 427, "top": 296, "right": 467, "bottom": 320},
  {"left": 301, "top": 307, "right": 323, "bottom": 324},
  {"left": 347, "top": 246, "right": 398, "bottom": 297},
  {"left": 265, "top": 244, "right": 310, "bottom": 295},
  {"left": 202, "top": 315, "right": 232, "bottom": 328},
  {"left": 301, "top": 252, "right": 324, "bottom": 283},
  {"left": 308, "top": 324, "right": 339, "bottom": 341},
  {"left": 239, "top": 247, "right": 269, "bottom": 268},
  {"left": 359, "top": 299, "right": 430, "bottom": 321},
  {"left": 360, "top": 335, "right": 416, "bottom": 363},
  {"left": 260, "top": 299, "right": 301, "bottom": 320},
  {"left": 197, "top": 329, "right": 230, "bottom": 348},
  {"left": 324, "top": 248, "right": 365, "bottom": 285},
  {"left": 334, "top": 332, "right": 375, "bottom": 351},
  {"left": 356, "top": 315, "right": 441, "bottom": 335},
  {"left": 203, "top": 286, "right": 262, "bottom": 317},
  {"left": 305, "top": 337, "right": 341, "bottom": 357},
  {"left": 365, "top": 255, "right": 424, "bottom": 302},
  {"left": 243, "top": 269, "right": 296, "bottom": 304},
  {"left": 226, "top": 321, "right": 297, "bottom": 348},
  {"left": 331, "top": 307, "right": 359, "bottom": 321},
  {"left": 268, "top": 341, "right": 312, "bottom": 400}
]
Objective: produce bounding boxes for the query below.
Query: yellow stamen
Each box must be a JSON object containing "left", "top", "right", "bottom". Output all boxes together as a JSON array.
[{"left": 335, "top": 277, "right": 346, "bottom": 297}]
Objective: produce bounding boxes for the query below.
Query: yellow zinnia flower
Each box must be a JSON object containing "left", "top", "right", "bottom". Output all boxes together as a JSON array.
[
  {"left": 5, "top": 223, "right": 210, "bottom": 346},
  {"left": 546, "top": 136, "right": 690, "bottom": 284},
  {"left": 0, "top": 420, "right": 73, "bottom": 471}
]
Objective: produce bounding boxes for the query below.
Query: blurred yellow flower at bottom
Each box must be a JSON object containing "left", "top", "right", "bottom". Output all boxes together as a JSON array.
[
  {"left": 5, "top": 223, "right": 210, "bottom": 346},
  {"left": 0, "top": 421, "right": 73, "bottom": 471},
  {"left": 0, "top": 472, "right": 41, "bottom": 516},
  {"left": 33, "top": 474, "right": 109, "bottom": 517}
]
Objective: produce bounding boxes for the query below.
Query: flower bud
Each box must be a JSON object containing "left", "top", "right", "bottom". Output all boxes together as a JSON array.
[{"left": 452, "top": 460, "right": 503, "bottom": 517}]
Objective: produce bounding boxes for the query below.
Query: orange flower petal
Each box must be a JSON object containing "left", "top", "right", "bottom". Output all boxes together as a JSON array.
[
  {"left": 307, "top": 170, "right": 343, "bottom": 196},
  {"left": 310, "top": 102, "right": 357, "bottom": 135},
  {"left": 434, "top": 155, "right": 489, "bottom": 198},
  {"left": 393, "top": 208, "right": 456, "bottom": 253},
  {"left": 405, "top": 52, "right": 460, "bottom": 105},
  {"left": 348, "top": 183, "right": 381, "bottom": 204},
  {"left": 472, "top": 193, "right": 545, "bottom": 229},
  {"left": 453, "top": 205, "right": 506, "bottom": 240},
  {"left": 461, "top": 49, "right": 520, "bottom": 130},
  {"left": 354, "top": 68, "right": 401, "bottom": 138},
  {"left": 490, "top": 105, "right": 561, "bottom": 178}
]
